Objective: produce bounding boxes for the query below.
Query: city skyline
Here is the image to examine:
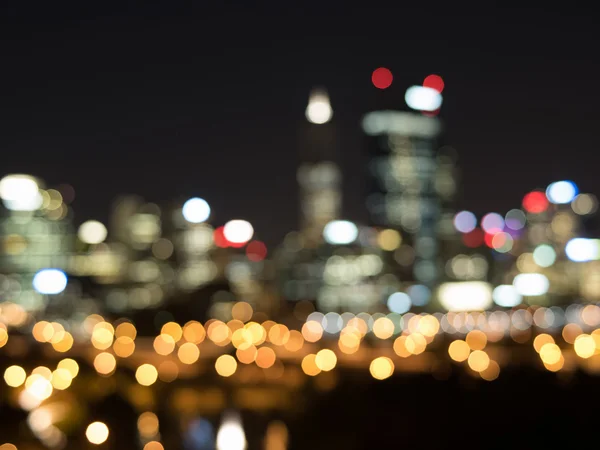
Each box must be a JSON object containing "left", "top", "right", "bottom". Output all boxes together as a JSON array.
[{"left": 2, "top": 4, "right": 600, "bottom": 248}]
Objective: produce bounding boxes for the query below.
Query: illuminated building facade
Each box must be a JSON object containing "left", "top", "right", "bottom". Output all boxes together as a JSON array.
[
  {"left": 0, "top": 175, "right": 76, "bottom": 312},
  {"left": 362, "top": 111, "right": 454, "bottom": 299}
]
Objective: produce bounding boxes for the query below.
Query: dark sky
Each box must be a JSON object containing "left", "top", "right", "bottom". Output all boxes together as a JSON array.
[{"left": 1, "top": 3, "right": 599, "bottom": 245}]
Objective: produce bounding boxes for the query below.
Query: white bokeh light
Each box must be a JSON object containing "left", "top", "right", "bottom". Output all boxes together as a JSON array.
[
  {"left": 78, "top": 220, "right": 107, "bottom": 244},
  {"left": 182, "top": 198, "right": 211, "bottom": 223},
  {"left": 492, "top": 284, "right": 522, "bottom": 307},
  {"left": 223, "top": 220, "right": 254, "bottom": 244},
  {"left": 323, "top": 220, "right": 358, "bottom": 245},
  {"left": 546, "top": 181, "right": 578, "bottom": 204},
  {"left": 404, "top": 86, "right": 443, "bottom": 111},
  {"left": 565, "top": 238, "right": 600, "bottom": 262},
  {"left": 0, "top": 174, "right": 42, "bottom": 211},
  {"left": 513, "top": 273, "right": 549, "bottom": 296},
  {"left": 305, "top": 88, "right": 333, "bottom": 124},
  {"left": 216, "top": 412, "right": 246, "bottom": 450},
  {"left": 438, "top": 281, "right": 493, "bottom": 312},
  {"left": 33, "top": 269, "right": 68, "bottom": 295}
]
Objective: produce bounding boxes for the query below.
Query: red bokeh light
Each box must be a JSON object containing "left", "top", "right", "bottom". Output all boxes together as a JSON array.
[
  {"left": 372, "top": 67, "right": 393, "bottom": 89},
  {"left": 462, "top": 228, "right": 484, "bottom": 248},
  {"left": 484, "top": 232, "right": 496, "bottom": 248},
  {"left": 422, "top": 108, "right": 440, "bottom": 117},
  {"left": 522, "top": 191, "right": 549, "bottom": 214},
  {"left": 423, "top": 74, "right": 444, "bottom": 93},
  {"left": 213, "top": 226, "right": 229, "bottom": 248},
  {"left": 246, "top": 240, "right": 267, "bottom": 262}
]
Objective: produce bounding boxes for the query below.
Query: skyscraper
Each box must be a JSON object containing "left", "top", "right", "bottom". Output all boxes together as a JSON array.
[{"left": 362, "top": 110, "right": 447, "bottom": 294}]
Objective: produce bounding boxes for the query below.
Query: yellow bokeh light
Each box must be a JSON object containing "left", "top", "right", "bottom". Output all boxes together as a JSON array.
[
  {"left": 256, "top": 347, "right": 277, "bottom": 369},
  {"left": 115, "top": 322, "right": 137, "bottom": 340},
  {"left": 0, "top": 328, "right": 9, "bottom": 348},
  {"left": 405, "top": 333, "right": 427, "bottom": 355},
  {"left": 143, "top": 442, "right": 164, "bottom": 450},
  {"left": 284, "top": 330, "right": 304, "bottom": 352},
  {"left": 315, "top": 349, "right": 337, "bottom": 372},
  {"left": 246, "top": 322, "right": 267, "bottom": 345},
  {"left": 448, "top": 340, "right": 470, "bottom": 362},
  {"left": 91, "top": 327, "right": 114, "bottom": 350},
  {"left": 138, "top": 411, "right": 159, "bottom": 439},
  {"left": 158, "top": 361, "right": 179, "bottom": 383},
  {"left": 372, "top": 317, "right": 394, "bottom": 339},
  {"left": 86, "top": 421, "right": 109, "bottom": 445},
  {"left": 338, "top": 331, "right": 360, "bottom": 354},
  {"left": 574, "top": 334, "right": 596, "bottom": 359},
  {"left": 533, "top": 333, "right": 554, "bottom": 353},
  {"left": 417, "top": 315, "right": 440, "bottom": 337},
  {"left": 94, "top": 352, "right": 117, "bottom": 375},
  {"left": 153, "top": 334, "right": 176, "bottom": 356},
  {"left": 32, "top": 320, "right": 50, "bottom": 342},
  {"left": 562, "top": 323, "right": 582, "bottom": 344},
  {"left": 302, "top": 321, "right": 323, "bottom": 343},
  {"left": 4, "top": 365, "right": 26, "bottom": 387},
  {"left": 215, "top": 355, "right": 237, "bottom": 377},
  {"left": 183, "top": 321, "right": 206, "bottom": 344},
  {"left": 161, "top": 322, "right": 183, "bottom": 343},
  {"left": 301, "top": 354, "right": 321, "bottom": 376},
  {"left": 540, "top": 343, "right": 562, "bottom": 365},
  {"left": 136, "top": 364, "right": 158, "bottom": 386},
  {"left": 268, "top": 324, "right": 290, "bottom": 346},
  {"left": 467, "top": 350, "right": 490, "bottom": 372},
  {"left": 48, "top": 322, "right": 65, "bottom": 344},
  {"left": 369, "top": 357, "right": 394, "bottom": 380},
  {"left": 177, "top": 342, "right": 200, "bottom": 364},
  {"left": 57, "top": 358, "right": 79, "bottom": 378},
  {"left": 25, "top": 374, "right": 53, "bottom": 401},
  {"left": 231, "top": 328, "right": 254, "bottom": 350},
  {"left": 544, "top": 354, "right": 565, "bottom": 372},
  {"left": 236, "top": 345, "right": 258, "bottom": 364},
  {"left": 52, "top": 331, "right": 74, "bottom": 353},
  {"left": 465, "top": 330, "right": 487, "bottom": 350},
  {"left": 207, "top": 321, "right": 232, "bottom": 346},
  {"left": 51, "top": 368, "right": 73, "bottom": 390},
  {"left": 393, "top": 336, "right": 411, "bottom": 358},
  {"left": 480, "top": 360, "right": 500, "bottom": 381},
  {"left": 377, "top": 229, "right": 401, "bottom": 251},
  {"left": 231, "top": 301, "right": 253, "bottom": 322},
  {"left": 113, "top": 336, "right": 135, "bottom": 358},
  {"left": 32, "top": 366, "right": 52, "bottom": 380},
  {"left": 0, "top": 444, "right": 17, "bottom": 450}
]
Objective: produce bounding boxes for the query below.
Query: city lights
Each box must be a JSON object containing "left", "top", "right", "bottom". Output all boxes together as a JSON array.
[
  {"left": 0, "top": 174, "right": 42, "bottom": 211},
  {"left": 223, "top": 220, "right": 254, "bottom": 244},
  {"left": 78, "top": 220, "right": 108, "bottom": 244},
  {"left": 513, "top": 273, "right": 550, "bottom": 296},
  {"left": 404, "top": 85, "right": 443, "bottom": 111},
  {"left": 216, "top": 412, "right": 246, "bottom": 450},
  {"left": 565, "top": 238, "right": 600, "bottom": 262},
  {"left": 323, "top": 220, "right": 358, "bottom": 245},
  {"left": 438, "top": 281, "right": 493, "bottom": 312},
  {"left": 182, "top": 197, "right": 211, "bottom": 223},
  {"left": 546, "top": 180, "right": 578, "bottom": 204},
  {"left": 371, "top": 67, "right": 393, "bottom": 89},
  {"left": 305, "top": 88, "right": 333, "bottom": 124},
  {"left": 32, "top": 269, "right": 68, "bottom": 295}
]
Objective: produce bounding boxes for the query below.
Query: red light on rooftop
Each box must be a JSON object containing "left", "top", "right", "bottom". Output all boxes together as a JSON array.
[
  {"left": 372, "top": 67, "right": 393, "bottom": 89},
  {"left": 522, "top": 191, "right": 548, "bottom": 214},
  {"left": 423, "top": 74, "right": 444, "bottom": 93}
]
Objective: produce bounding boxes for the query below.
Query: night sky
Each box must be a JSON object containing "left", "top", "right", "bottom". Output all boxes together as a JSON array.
[{"left": 1, "top": 3, "right": 599, "bottom": 246}]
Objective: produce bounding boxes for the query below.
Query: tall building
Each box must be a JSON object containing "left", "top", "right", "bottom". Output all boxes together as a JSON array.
[
  {"left": 298, "top": 88, "right": 341, "bottom": 247},
  {"left": 362, "top": 110, "right": 450, "bottom": 297}
]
